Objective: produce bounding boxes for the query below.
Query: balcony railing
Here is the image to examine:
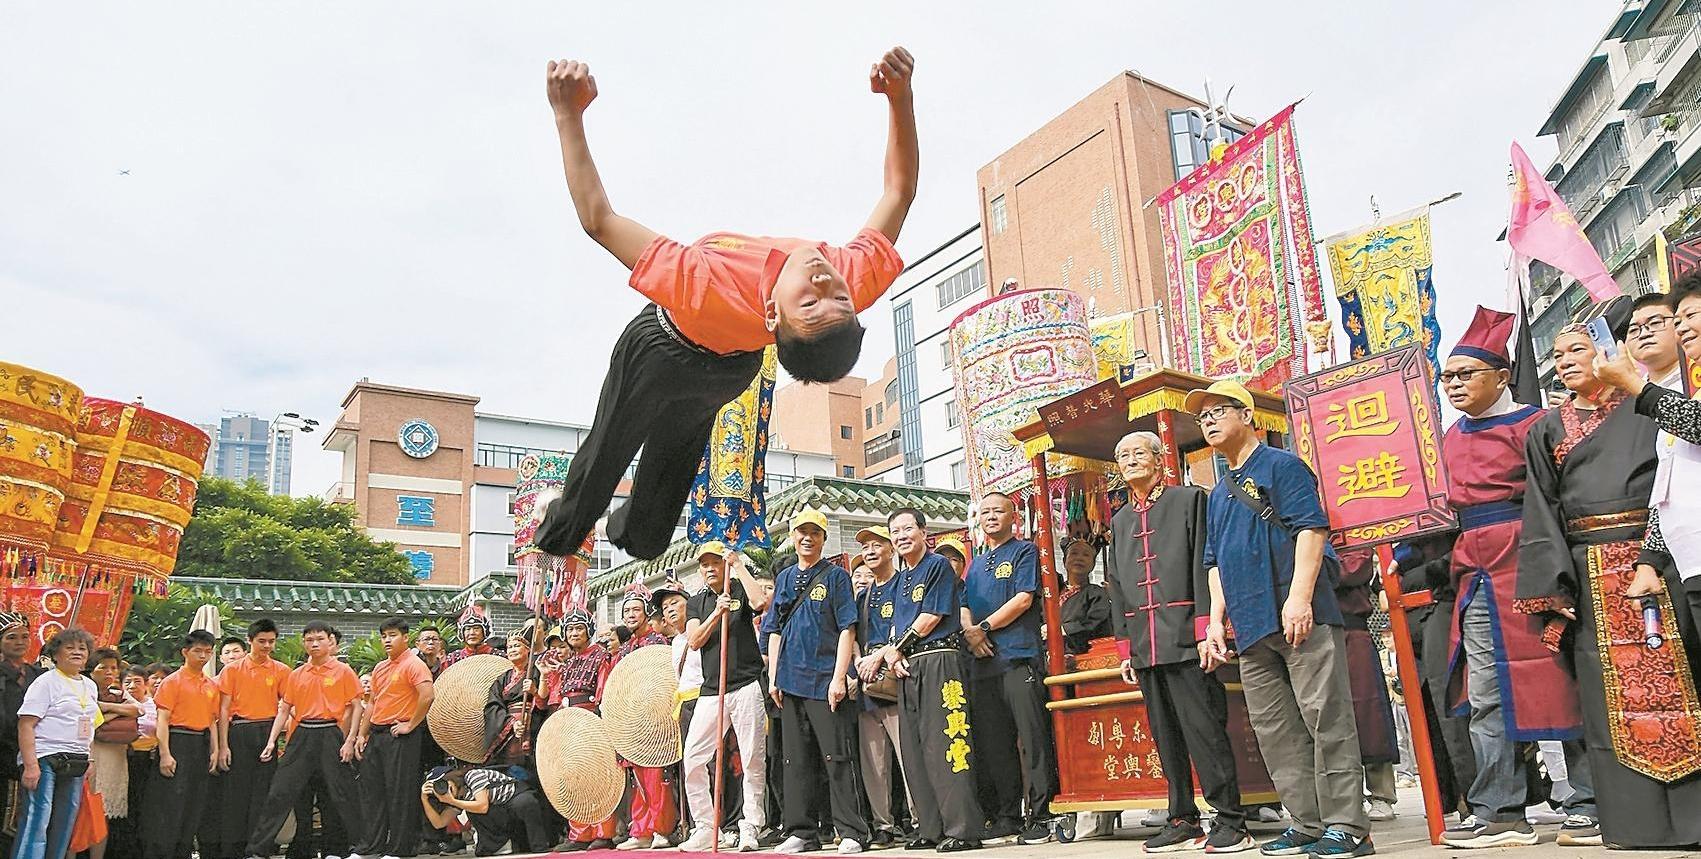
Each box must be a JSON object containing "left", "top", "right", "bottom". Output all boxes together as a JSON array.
[{"left": 324, "top": 481, "right": 354, "bottom": 503}]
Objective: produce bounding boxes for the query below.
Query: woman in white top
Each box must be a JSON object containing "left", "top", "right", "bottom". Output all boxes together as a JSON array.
[{"left": 12, "top": 626, "right": 101, "bottom": 859}]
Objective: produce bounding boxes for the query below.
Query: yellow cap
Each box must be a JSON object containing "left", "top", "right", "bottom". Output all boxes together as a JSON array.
[
  {"left": 696, "top": 540, "right": 729, "bottom": 560},
  {"left": 934, "top": 535, "right": 967, "bottom": 560},
  {"left": 1183, "top": 379, "right": 1254, "bottom": 415},
  {"left": 854, "top": 525, "right": 892, "bottom": 544},
  {"left": 790, "top": 508, "right": 829, "bottom": 533}
]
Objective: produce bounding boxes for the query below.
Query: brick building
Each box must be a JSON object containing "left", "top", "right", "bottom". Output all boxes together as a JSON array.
[{"left": 977, "top": 72, "right": 1248, "bottom": 362}]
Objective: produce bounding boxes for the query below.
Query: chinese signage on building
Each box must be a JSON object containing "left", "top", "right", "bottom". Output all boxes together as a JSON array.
[{"left": 1283, "top": 344, "right": 1455, "bottom": 550}]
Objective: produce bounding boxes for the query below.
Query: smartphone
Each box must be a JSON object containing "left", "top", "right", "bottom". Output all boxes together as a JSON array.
[{"left": 1586, "top": 317, "right": 1619, "bottom": 361}]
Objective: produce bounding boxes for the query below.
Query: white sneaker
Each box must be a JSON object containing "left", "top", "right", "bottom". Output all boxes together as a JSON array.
[
  {"left": 1141, "top": 809, "right": 1168, "bottom": 828},
  {"left": 1526, "top": 804, "right": 1567, "bottom": 825},
  {"left": 738, "top": 823, "right": 760, "bottom": 852},
  {"left": 616, "top": 836, "right": 647, "bottom": 850},
  {"left": 776, "top": 835, "right": 815, "bottom": 854},
  {"left": 1366, "top": 799, "right": 1397, "bottom": 821},
  {"left": 1255, "top": 806, "right": 1285, "bottom": 823},
  {"left": 838, "top": 838, "right": 864, "bottom": 854},
  {"left": 651, "top": 833, "right": 672, "bottom": 849},
  {"left": 680, "top": 828, "right": 717, "bottom": 852},
  {"left": 718, "top": 830, "right": 739, "bottom": 849},
  {"left": 382, "top": 855, "right": 402, "bottom": 859}
]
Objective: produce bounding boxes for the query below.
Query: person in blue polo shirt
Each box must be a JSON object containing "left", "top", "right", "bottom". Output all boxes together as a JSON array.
[
  {"left": 961, "top": 492, "right": 1054, "bottom": 845},
  {"left": 1188, "top": 379, "right": 1369, "bottom": 858},
  {"left": 762, "top": 508, "right": 869, "bottom": 855},
  {"left": 859, "top": 507, "right": 982, "bottom": 854}
]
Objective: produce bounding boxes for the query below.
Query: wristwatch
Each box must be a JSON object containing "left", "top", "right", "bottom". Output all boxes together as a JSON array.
[{"left": 977, "top": 620, "right": 992, "bottom": 633}]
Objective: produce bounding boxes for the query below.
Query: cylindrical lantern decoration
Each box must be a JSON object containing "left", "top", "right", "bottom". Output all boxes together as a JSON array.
[
  {"left": 950, "top": 289, "right": 1098, "bottom": 500},
  {"left": 0, "top": 362, "right": 84, "bottom": 556}
]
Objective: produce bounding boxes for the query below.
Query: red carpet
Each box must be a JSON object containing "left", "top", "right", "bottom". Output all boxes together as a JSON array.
[{"left": 519, "top": 852, "right": 930, "bottom": 858}]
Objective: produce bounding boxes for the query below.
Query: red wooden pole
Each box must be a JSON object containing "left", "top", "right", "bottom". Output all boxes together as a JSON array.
[
  {"left": 1031, "top": 451, "right": 1066, "bottom": 702},
  {"left": 711, "top": 611, "right": 730, "bottom": 853},
  {"left": 1156, "top": 413, "right": 1184, "bottom": 487},
  {"left": 1375, "top": 544, "right": 1445, "bottom": 845}
]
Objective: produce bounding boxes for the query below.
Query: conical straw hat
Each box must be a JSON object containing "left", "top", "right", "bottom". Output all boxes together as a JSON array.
[
  {"left": 599, "top": 644, "right": 682, "bottom": 767},
  {"left": 536, "top": 706, "right": 624, "bottom": 822},
  {"left": 427, "top": 654, "right": 513, "bottom": 762}
]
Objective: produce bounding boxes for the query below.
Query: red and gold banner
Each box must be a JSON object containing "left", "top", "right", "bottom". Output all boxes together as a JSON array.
[{"left": 1283, "top": 344, "right": 1455, "bottom": 550}]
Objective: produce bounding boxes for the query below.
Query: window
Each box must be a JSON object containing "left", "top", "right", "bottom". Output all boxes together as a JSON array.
[
  {"left": 839, "top": 425, "right": 853, "bottom": 440},
  {"left": 894, "top": 302, "right": 925, "bottom": 485},
  {"left": 875, "top": 402, "right": 884, "bottom": 424},
  {"left": 396, "top": 495, "right": 436, "bottom": 527},
  {"left": 476, "top": 442, "right": 565, "bottom": 469},
  {"left": 989, "top": 195, "right": 1007, "bottom": 235},
  {"left": 935, "top": 262, "right": 987, "bottom": 310},
  {"left": 505, "top": 542, "right": 518, "bottom": 567},
  {"left": 1168, "top": 108, "right": 1246, "bottom": 181},
  {"left": 939, "top": 339, "right": 953, "bottom": 366},
  {"left": 945, "top": 398, "right": 960, "bottom": 429},
  {"left": 864, "top": 430, "right": 903, "bottom": 465},
  {"left": 865, "top": 407, "right": 873, "bottom": 429},
  {"left": 842, "top": 465, "right": 856, "bottom": 478},
  {"left": 885, "top": 382, "right": 898, "bottom": 405},
  {"left": 950, "top": 460, "right": 967, "bottom": 489},
  {"left": 506, "top": 492, "right": 517, "bottom": 515}
]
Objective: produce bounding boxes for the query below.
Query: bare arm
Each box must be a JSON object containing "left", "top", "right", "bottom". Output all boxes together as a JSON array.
[
  {"left": 18, "top": 715, "right": 40, "bottom": 789},
  {"left": 1281, "top": 529, "right": 1327, "bottom": 646},
  {"left": 156, "top": 705, "right": 176, "bottom": 776},
  {"left": 546, "top": 60, "right": 658, "bottom": 269},
  {"left": 421, "top": 791, "right": 456, "bottom": 829},
  {"left": 862, "top": 47, "right": 919, "bottom": 242},
  {"left": 730, "top": 555, "right": 769, "bottom": 612}
]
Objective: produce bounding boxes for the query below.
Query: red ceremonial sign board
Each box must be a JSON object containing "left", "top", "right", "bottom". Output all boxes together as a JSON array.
[{"left": 1282, "top": 344, "right": 1455, "bottom": 550}]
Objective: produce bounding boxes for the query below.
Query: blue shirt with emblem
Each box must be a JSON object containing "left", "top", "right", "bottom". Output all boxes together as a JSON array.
[
  {"left": 859, "top": 573, "right": 902, "bottom": 648},
  {"left": 760, "top": 559, "right": 858, "bottom": 700},
  {"left": 964, "top": 538, "right": 1042, "bottom": 672},
  {"left": 892, "top": 552, "right": 964, "bottom": 645},
  {"left": 1203, "top": 443, "right": 1344, "bottom": 650}
]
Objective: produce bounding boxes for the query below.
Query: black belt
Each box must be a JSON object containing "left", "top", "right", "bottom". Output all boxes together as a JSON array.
[
  {"left": 369, "top": 723, "right": 398, "bottom": 733},
  {"left": 654, "top": 305, "right": 714, "bottom": 356},
  {"left": 298, "top": 719, "right": 341, "bottom": 728},
  {"left": 910, "top": 633, "right": 965, "bottom": 657},
  {"left": 169, "top": 727, "right": 209, "bottom": 736},
  {"left": 232, "top": 718, "right": 272, "bottom": 726}
]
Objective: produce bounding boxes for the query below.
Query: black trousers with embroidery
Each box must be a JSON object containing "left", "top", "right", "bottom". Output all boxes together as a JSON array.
[
  {"left": 898, "top": 650, "right": 982, "bottom": 842},
  {"left": 533, "top": 304, "right": 763, "bottom": 561}
]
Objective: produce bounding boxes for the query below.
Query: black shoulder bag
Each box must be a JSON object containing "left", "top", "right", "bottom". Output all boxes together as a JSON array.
[{"left": 1224, "top": 478, "right": 1341, "bottom": 587}]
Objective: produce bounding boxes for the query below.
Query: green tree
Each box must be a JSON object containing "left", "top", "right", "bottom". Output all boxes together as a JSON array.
[
  {"left": 178, "top": 477, "right": 414, "bottom": 584},
  {"left": 118, "top": 585, "right": 236, "bottom": 666}
]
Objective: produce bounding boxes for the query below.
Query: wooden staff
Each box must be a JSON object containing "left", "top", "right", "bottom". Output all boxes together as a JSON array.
[
  {"left": 711, "top": 607, "right": 730, "bottom": 854},
  {"left": 1376, "top": 544, "right": 1445, "bottom": 845}
]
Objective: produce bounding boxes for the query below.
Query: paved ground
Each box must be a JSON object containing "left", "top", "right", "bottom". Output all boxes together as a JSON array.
[{"left": 511, "top": 787, "right": 1700, "bottom": 858}]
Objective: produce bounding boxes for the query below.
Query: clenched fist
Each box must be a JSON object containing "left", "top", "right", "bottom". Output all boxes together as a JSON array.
[
  {"left": 546, "top": 59, "right": 598, "bottom": 119},
  {"left": 869, "top": 46, "right": 915, "bottom": 99}
]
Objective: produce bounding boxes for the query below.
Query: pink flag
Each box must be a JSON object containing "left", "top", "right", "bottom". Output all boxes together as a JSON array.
[{"left": 1507, "top": 141, "right": 1620, "bottom": 301}]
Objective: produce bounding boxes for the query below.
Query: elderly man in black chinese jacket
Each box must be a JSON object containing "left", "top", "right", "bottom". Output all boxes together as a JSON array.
[{"left": 1106, "top": 431, "right": 1252, "bottom": 853}]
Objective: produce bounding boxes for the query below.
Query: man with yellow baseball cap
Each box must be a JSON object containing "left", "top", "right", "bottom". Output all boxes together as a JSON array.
[
  {"left": 679, "top": 537, "right": 773, "bottom": 852},
  {"left": 1187, "top": 377, "right": 1365, "bottom": 856},
  {"left": 850, "top": 523, "right": 912, "bottom": 845},
  {"left": 761, "top": 509, "right": 868, "bottom": 854}
]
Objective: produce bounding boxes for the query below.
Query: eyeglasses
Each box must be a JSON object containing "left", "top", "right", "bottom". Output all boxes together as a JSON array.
[
  {"left": 1627, "top": 316, "right": 1676, "bottom": 337},
  {"left": 1196, "top": 404, "right": 1241, "bottom": 424},
  {"left": 1438, "top": 368, "right": 1498, "bottom": 384}
]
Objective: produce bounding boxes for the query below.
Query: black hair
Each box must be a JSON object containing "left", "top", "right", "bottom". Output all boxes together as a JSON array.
[
  {"left": 220, "top": 636, "right": 247, "bottom": 651},
  {"left": 887, "top": 507, "right": 926, "bottom": 530},
  {"left": 123, "top": 665, "right": 149, "bottom": 681},
  {"left": 183, "top": 630, "right": 217, "bottom": 650},
  {"left": 1633, "top": 291, "right": 1672, "bottom": 313},
  {"left": 1670, "top": 272, "right": 1701, "bottom": 312},
  {"left": 88, "top": 647, "right": 122, "bottom": 671},
  {"left": 301, "top": 620, "right": 336, "bottom": 639},
  {"left": 248, "top": 618, "right": 279, "bottom": 639},
  {"left": 775, "top": 317, "right": 866, "bottom": 384},
  {"left": 378, "top": 618, "right": 409, "bottom": 635},
  {"left": 145, "top": 662, "right": 170, "bottom": 677}
]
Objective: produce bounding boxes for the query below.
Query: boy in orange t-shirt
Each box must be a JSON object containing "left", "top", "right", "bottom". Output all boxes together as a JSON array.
[
  {"left": 351, "top": 618, "right": 436, "bottom": 859},
  {"left": 534, "top": 47, "right": 919, "bottom": 562},
  {"left": 244, "top": 621, "right": 365, "bottom": 859},
  {"left": 142, "top": 629, "right": 220, "bottom": 859}
]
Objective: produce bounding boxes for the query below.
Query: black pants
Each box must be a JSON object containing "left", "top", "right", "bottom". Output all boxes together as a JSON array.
[
  {"left": 534, "top": 304, "right": 764, "bottom": 561},
  {"left": 970, "top": 660, "right": 1055, "bottom": 826},
  {"left": 355, "top": 726, "right": 424, "bottom": 857},
  {"left": 247, "top": 725, "right": 362, "bottom": 857},
  {"left": 1136, "top": 662, "right": 1247, "bottom": 832},
  {"left": 142, "top": 728, "right": 213, "bottom": 859},
  {"left": 470, "top": 789, "right": 550, "bottom": 857},
  {"left": 780, "top": 696, "right": 870, "bottom": 844},
  {"left": 217, "top": 720, "right": 276, "bottom": 858},
  {"left": 283, "top": 774, "right": 350, "bottom": 859},
  {"left": 898, "top": 650, "right": 982, "bottom": 842}
]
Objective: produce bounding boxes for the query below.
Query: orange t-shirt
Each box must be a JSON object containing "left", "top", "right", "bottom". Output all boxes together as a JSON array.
[
  {"left": 281, "top": 660, "right": 362, "bottom": 723},
  {"left": 154, "top": 667, "right": 220, "bottom": 731},
  {"left": 217, "top": 656, "right": 293, "bottom": 721},
  {"left": 628, "top": 228, "right": 904, "bottom": 354},
  {"left": 367, "top": 650, "right": 433, "bottom": 726}
]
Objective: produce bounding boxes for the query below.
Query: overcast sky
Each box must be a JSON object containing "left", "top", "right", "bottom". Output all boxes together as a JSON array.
[{"left": 2, "top": 1, "right": 1610, "bottom": 497}]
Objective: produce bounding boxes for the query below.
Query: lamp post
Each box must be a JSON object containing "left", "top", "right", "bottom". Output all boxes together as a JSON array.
[{"left": 268, "top": 412, "right": 319, "bottom": 496}]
